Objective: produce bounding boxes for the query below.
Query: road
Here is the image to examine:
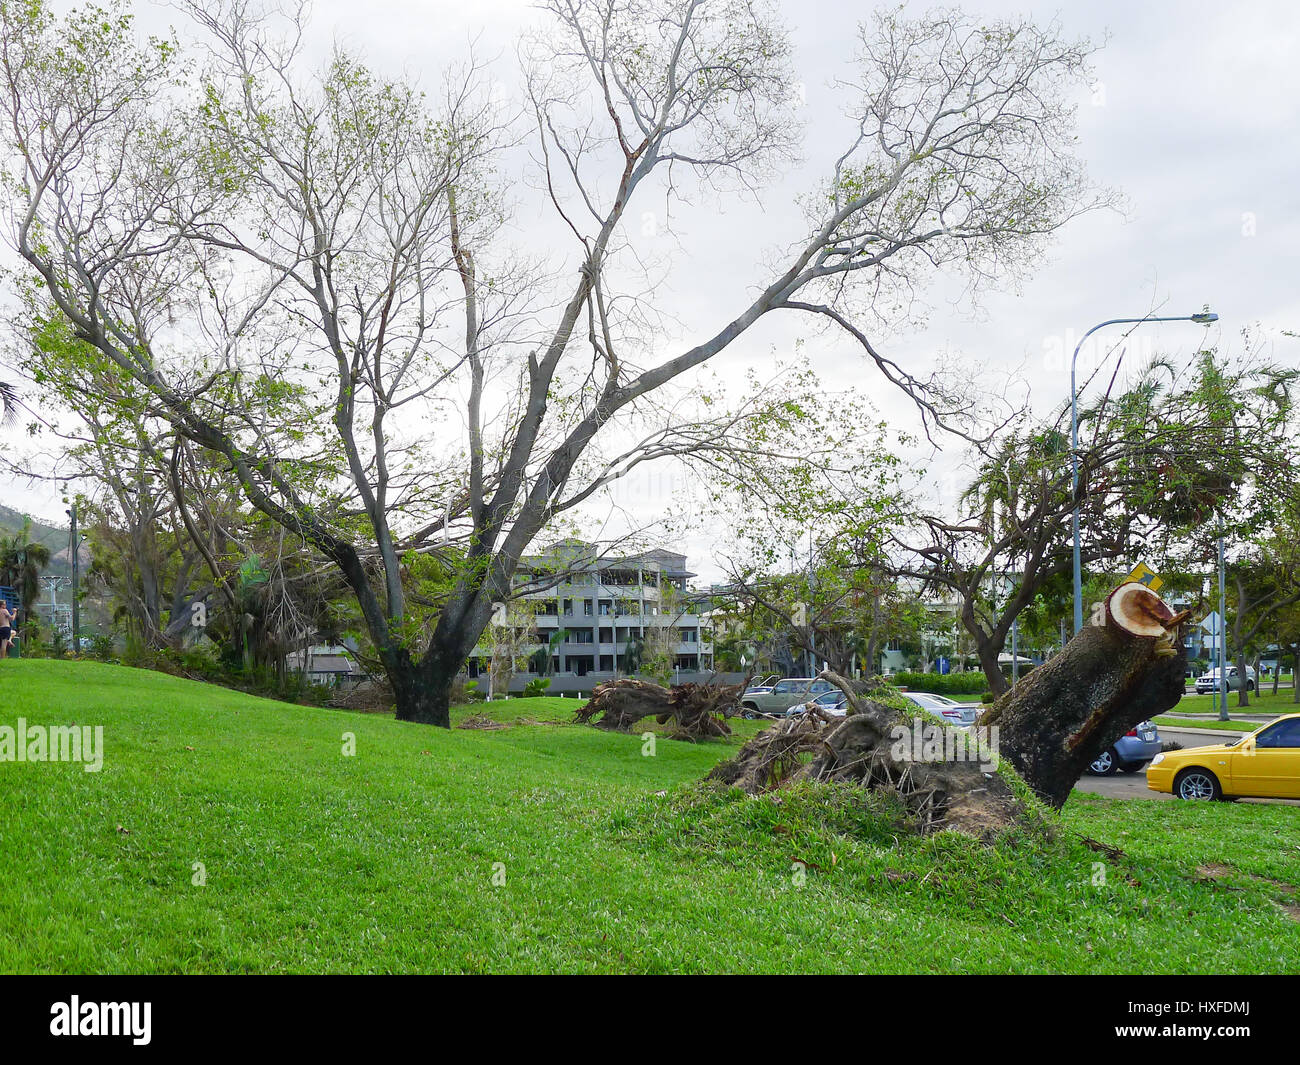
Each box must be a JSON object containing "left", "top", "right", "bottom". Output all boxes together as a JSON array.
[{"left": 1073, "top": 725, "right": 1300, "bottom": 805}]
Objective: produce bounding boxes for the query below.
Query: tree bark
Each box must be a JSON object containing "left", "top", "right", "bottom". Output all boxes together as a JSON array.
[
  {"left": 976, "top": 636, "right": 1009, "bottom": 698},
  {"left": 391, "top": 664, "right": 453, "bottom": 728},
  {"left": 980, "top": 582, "right": 1188, "bottom": 809}
]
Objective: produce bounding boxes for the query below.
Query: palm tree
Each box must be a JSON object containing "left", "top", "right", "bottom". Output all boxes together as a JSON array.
[
  {"left": 0, "top": 519, "right": 52, "bottom": 638},
  {"left": 0, "top": 381, "right": 17, "bottom": 425}
]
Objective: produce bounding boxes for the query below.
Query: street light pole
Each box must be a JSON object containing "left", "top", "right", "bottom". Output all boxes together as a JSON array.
[
  {"left": 1071, "top": 312, "right": 1219, "bottom": 633},
  {"left": 1218, "top": 517, "right": 1229, "bottom": 722},
  {"left": 67, "top": 502, "right": 80, "bottom": 655}
]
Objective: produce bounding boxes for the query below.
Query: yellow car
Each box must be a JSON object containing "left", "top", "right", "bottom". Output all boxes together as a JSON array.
[{"left": 1147, "top": 713, "right": 1300, "bottom": 800}]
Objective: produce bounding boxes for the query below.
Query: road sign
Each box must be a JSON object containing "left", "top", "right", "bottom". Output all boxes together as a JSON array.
[
  {"left": 1126, "top": 562, "right": 1163, "bottom": 593},
  {"left": 1200, "top": 610, "right": 1222, "bottom": 634}
]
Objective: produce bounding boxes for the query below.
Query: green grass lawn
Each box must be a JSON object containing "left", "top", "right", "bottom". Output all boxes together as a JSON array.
[
  {"left": 2, "top": 659, "right": 1297, "bottom": 973},
  {"left": 1177, "top": 690, "right": 1300, "bottom": 715},
  {"left": 1154, "top": 717, "right": 1260, "bottom": 733}
]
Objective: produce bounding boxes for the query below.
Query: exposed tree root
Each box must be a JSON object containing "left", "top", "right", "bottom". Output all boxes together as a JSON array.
[
  {"left": 708, "top": 690, "right": 1020, "bottom": 840},
  {"left": 576, "top": 678, "right": 738, "bottom": 740}
]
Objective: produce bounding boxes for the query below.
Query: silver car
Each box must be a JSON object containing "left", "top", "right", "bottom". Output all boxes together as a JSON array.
[
  {"left": 899, "top": 691, "right": 981, "bottom": 727},
  {"left": 1194, "top": 667, "right": 1256, "bottom": 695},
  {"left": 785, "top": 689, "right": 851, "bottom": 718},
  {"left": 740, "top": 678, "right": 837, "bottom": 718},
  {"left": 1085, "top": 721, "right": 1161, "bottom": 775}
]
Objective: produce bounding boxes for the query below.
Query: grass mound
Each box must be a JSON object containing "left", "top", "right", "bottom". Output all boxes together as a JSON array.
[{"left": 1, "top": 659, "right": 1298, "bottom": 973}]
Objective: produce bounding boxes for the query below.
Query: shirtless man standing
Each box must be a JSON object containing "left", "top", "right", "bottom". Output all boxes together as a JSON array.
[{"left": 0, "top": 600, "right": 16, "bottom": 658}]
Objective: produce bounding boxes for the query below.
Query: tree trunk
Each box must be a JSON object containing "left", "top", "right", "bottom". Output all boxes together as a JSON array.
[
  {"left": 392, "top": 665, "right": 453, "bottom": 728},
  {"left": 1235, "top": 650, "right": 1251, "bottom": 708},
  {"left": 706, "top": 586, "right": 1189, "bottom": 839},
  {"left": 976, "top": 637, "right": 1009, "bottom": 698},
  {"left": 981, "top": 583, "right": 1188, "bottom": 809}
]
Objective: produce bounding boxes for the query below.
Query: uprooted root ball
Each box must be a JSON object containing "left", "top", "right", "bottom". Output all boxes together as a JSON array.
[
  {"left": 576, "top": 678, "right": 737, "bottom": 740},
  {"left": 707, "top": 700, "right": 1026, "bottom": 840}
]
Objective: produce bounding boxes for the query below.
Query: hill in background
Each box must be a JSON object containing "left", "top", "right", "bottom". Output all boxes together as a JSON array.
[{"left": 0, "top": 502, "right": 85, "bottom": 578}]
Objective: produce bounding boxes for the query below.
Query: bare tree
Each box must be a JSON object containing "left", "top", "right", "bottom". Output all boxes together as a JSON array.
[{"left": 1, "top": 0, "right": 1112, "bottom": 724}]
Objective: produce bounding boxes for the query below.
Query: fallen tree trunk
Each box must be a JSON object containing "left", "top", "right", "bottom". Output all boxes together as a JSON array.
[
  {"left": 981, "top": 581, "right": 1189, "bottom": 809},
  {"left": 577, "top": 678, "right": 738, "bottom": 740},
  {"left": 703, "top": 583, "right": 1190, "bottom": 837}
]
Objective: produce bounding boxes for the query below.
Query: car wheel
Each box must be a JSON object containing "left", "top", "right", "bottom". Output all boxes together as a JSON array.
[
  {"left": 740, "top": 705, "right": 758, "bottom": 719},
  {"left": 1174, "top": 767, "right": 1222, "bottom": 801},
  {"left": 1247, "top": 680, "right": 1256, "bottom": 692},
  {"left": 1087, "top": 747, "right": 1118, "bottom": 776},
  {"left": 1119, "top": 761, "right": 1146, "bottom": 774}
]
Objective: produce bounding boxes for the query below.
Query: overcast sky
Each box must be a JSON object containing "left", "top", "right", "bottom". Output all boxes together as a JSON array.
[{"left": 5, "top": 0, "right": 1298, "bottom": 583}]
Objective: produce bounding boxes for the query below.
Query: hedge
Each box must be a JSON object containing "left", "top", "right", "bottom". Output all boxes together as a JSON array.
[{"left": 890, "top": 670, "right": 990, "bottom": 696}]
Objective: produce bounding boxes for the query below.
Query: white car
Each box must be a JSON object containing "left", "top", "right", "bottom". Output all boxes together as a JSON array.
[
  {"left": 1195, "top": 666, "right": 1256, "bottom": 695},
  {"left": 899, "top": 691, "right": 981, "bottom": 727},
  {"left": 784, "top": 689, "right": 851, "bottom": 718}
]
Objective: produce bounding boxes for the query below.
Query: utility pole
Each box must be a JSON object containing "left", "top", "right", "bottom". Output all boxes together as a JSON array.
[
  {"left": 67, "top": 502, "right": 80, "bottom": 654},
  {"left": 806, "top": 528, "right": 816, "bottom": 676},
  {"left": 1011, "top": 614, "right": 1020, "bottom": 685},
  {"left": 1218, "top": 520, "right": 1229, "bottom": 722}
]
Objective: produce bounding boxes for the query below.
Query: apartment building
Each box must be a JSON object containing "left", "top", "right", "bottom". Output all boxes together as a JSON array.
[{"left": 467, "top": 539, "right": 712, "bottom": 680}]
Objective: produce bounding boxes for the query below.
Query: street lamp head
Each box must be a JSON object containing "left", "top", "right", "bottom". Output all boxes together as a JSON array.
[{"left": 1190, "top": 312, "right": 1219, "bottom": 325}]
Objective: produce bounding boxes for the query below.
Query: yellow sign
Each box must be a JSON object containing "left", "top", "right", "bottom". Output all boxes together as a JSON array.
[{"left": 1126, "top": 562, "right": 1163, "bottom": 593}]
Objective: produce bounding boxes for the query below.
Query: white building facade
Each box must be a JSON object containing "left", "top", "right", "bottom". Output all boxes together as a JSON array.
[{"left": 467, "top": 541, "right": 713, "bottom": 682}]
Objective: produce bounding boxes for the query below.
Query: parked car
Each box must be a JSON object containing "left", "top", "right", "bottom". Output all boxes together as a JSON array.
[
  {"left": 1084, "top": 721, "right": 1161, "bottom": 775},
  {"left": 1194, "top": 666, "right": 1256, "bottom": 695},
  {"left": 785, "top": 689, "right": 850, "bottom": 718},
  {"left": 899, "top": 691, "right": 980, "bottom": 727},
  {"left": 740, "top": 677, "right": 837, "bottom": 718},
  {"left": 1146, "top": 713, "right": 1300, "bottom": 800},
  {"left": 742, "top": 674, "right": 781, "bottom": 696}
]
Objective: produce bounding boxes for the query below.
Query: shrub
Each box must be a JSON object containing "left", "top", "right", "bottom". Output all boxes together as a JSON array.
[
  {"left": 448, "top": 678, "right": 485, "bottom": 705},
  {"left": 89, "top": 634, "right": 115, "bottom": 661},
  {"left": 522, "top": 677, "right": 551, "bottom": 697},
  {"left": 891, "top": 670, "right": 989, "bottom": 696}
]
